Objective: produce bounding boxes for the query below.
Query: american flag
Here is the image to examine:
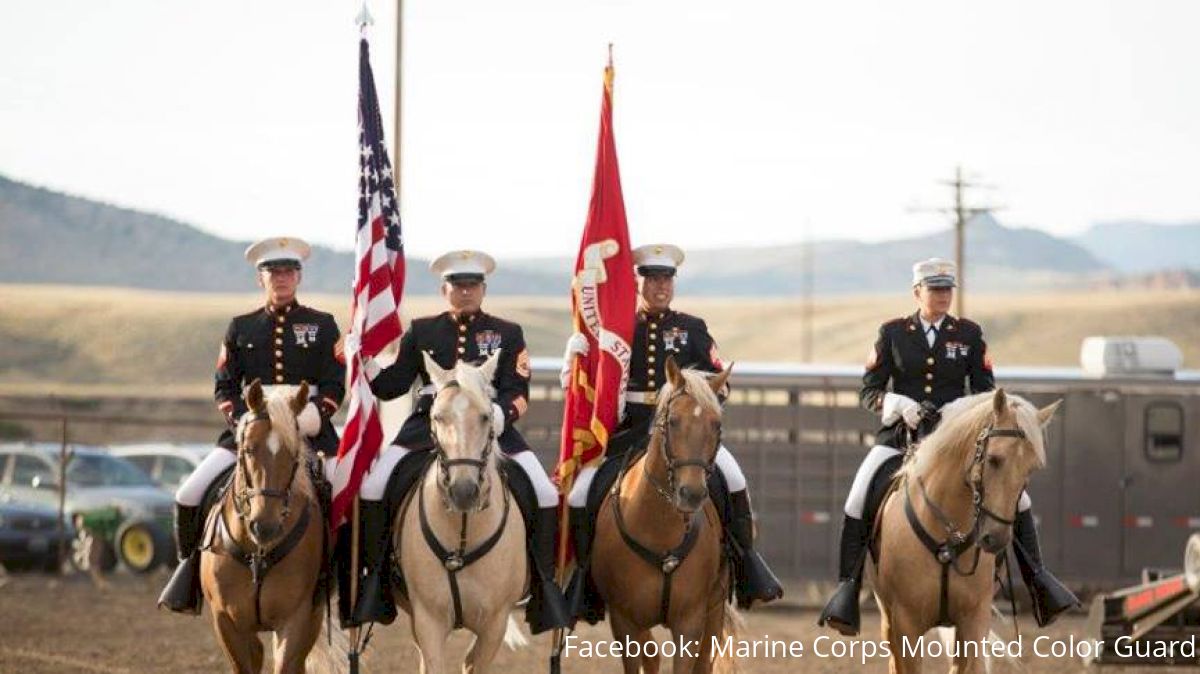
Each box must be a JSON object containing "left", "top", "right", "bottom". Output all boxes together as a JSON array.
[{"left": 329, "top": 37, "right": 405, "bottom": 529}]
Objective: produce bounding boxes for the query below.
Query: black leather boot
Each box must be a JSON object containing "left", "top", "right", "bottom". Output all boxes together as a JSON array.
[
  {"left": 728, "top": 490, "right": 784, "bottom": 609},
  {"left": 817, "top": 515, "right": 869, "bottom": 635},
  {"left": 157, "top": 504, "right": 204, "bottom": 615},
  {"left": 1013, "top": 509, "right": 1079, "bottom": 627},
  {"left": 350, "top": 499, "right": 398, "bottom": 626},
  {"left": 526, "top": 507, "right": 571, "bottom": 634},
  {"left": 565, "top": 505, "right": 607, "bottom": 626}
]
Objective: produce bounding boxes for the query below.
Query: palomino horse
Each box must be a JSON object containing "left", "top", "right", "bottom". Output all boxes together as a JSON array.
[
  {"left": 872, "top": 389, "right": 1060, "bottom": 674},
  {"left": 591, "top": 358, "right": 739, "bottom": 674},
  {"left": 393, "top": 352, "right": 528, "bottom": 674},
  {"left": 201, "top": 381, "right": 327, "bottom": 674}
]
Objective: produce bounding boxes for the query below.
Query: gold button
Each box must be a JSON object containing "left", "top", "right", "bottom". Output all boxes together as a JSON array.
[
  {"left": 649, "top": 333, "right": 657, "bottom": 341},
  {"left": 926, "top": 357, "right": 934, "bottom": 365},
  {"left": 924, "top": 386, "right": 932, "bottom": 393},
  {"left": 276, "top": 362, "right": 284, "bottom": 370},
  {"left": 275, "top": 350, "right": 283, "bottom": 357},
  {"left": 275, "top": 375, "right": 284, "bottom": 383},
  {"left": 277, "top": 315, "right": 285, "bottom": 323},
  {"left": 457, "top": 346, "right": 465, "bottom": 354},
  {"left": 926, "top": 373, "right": 933, "bottom": 380},
  {"left": 275, "top": 338, "right": 282, "bottom": 346},
  {"left": 649, "top": 344, "right": 656, "bottom": 352},
  {"left": 459, "top": 324, "right": 467, "bottom": 332},
  {"left": 275, "top": 327, "right": 283, "bottom": 334},
  {"left": 649, "top": 323, "right": 658, "bottom": 330},
  {"left": 648, "top": 382, "right": 656, "bottom": 389},
  {"left": 458, "top": 336, "right": 466, "bottom": 343},
  {"left": 648, "top": 356, "right": 655, "bottom": 363}
]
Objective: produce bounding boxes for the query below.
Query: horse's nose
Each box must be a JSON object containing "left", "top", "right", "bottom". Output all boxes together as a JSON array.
[
  {"left": 449, "top": 480, "right": 480, "bottom": 510},
  {"left": 678, "top": 484, "right": 708, "bottom": 510},
  {"left": 250, "top": 520, "right": 280, "bottom": 541}
]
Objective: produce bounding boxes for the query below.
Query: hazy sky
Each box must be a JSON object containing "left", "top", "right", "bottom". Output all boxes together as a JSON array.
[{"left": 1, "top": 0, "right": 1197, "bottom": 258}]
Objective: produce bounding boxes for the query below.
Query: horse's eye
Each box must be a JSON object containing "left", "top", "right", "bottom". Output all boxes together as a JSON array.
[
  {"left": 480, "top": 413, "right": 490, "bottom": 425},
  {"left": 987, "top": 455, "right": 1004, "bottom": 469},
  {"left": 669, "top": 418, "right": 681, "bottom": 429},
  {"left": 432, "top": 414, "right": 445, "bottom": 424}
]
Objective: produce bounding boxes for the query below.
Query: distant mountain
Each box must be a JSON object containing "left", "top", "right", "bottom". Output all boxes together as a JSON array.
[
  {"left": 4, "top": 173, "right": 1192, "bottom": 296},
  {"left": 1073, "top": 221, "right": 1200, "bottom": 274}
]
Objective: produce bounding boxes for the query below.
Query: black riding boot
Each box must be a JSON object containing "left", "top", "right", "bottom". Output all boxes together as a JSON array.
[
  {"left": 565, "top": 505, "right": 609, "bottom": 626},
  {"left": 1012, "top": 509, "right": 1079, "bottom": 627},
  {"left": 817, "top": 515, "right": 870, "bottom": 635},
  {"left": 157, "top": 503, "right": 204, "bottom": 615},
  {"left": 526, "top": 507, "right": 571, "bottom": 634},
  {"left": 351, "top": 499, "right": 398, "bottom": 626},
  {"left": 728, "top": 490, "right": 784, "bottom": 609}
]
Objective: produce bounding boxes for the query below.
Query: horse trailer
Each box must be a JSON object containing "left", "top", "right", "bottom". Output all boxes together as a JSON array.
[{"left": 521, "top": 337, "right": 1200, "bottom": 590}]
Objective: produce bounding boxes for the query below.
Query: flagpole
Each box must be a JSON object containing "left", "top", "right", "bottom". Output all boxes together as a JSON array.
[{"left": 393, "top": 0, "right": 404, "bottom": 204}]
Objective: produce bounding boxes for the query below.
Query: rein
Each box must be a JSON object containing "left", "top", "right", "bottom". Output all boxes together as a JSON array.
[
  {"left": 611, "top": 388, "right": 720, "bottom": 624},
  {"left": 904, "top": 423, "right": 1026, "bottom": 626}
]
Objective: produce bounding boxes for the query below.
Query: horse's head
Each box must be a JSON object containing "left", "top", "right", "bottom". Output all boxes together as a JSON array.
[
  {"left": 652, "top": 356, "right": 732, "bottom": 514},
  {"left": 954, "top": 389, "right": 1060, "bottom": 553},
  {"left": 235, "top": 380, "right": 307, "bottom": 545},
  {"left": 423, "top": 350, "right": 501, "bottom": 513}
]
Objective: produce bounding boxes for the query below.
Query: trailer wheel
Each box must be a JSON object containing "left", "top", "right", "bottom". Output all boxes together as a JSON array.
[{"left": 1185, "top": 533, "right": 1200, "bottom": 593}]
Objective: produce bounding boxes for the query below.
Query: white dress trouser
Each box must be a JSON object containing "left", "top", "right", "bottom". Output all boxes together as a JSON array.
[
  {"left": 843, "top": 444, "right": 1034, "bottom": 519},
  {"left": 567, "top": 444, "right": 747, "bottom": 508},
  {"left": 359, "top": 444, "right": 559, "bottom": 508}
]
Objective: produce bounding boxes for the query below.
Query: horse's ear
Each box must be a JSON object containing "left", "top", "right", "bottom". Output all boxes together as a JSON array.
[
  {"left": 423, "top": 351, "right": 452, "bottom": 389},
  {"left": 666, "top": 355, "right": 684, "bottom": 389},
  {"left": 709, "top": 363, "right": 733, "bottom": 395},
  {"left": 991, "top": 388, "right": 1008, "bottom": 418},
  {"left": 245, "top": 379, "right": 265, "bottom": 413},
  {"left": 479, "top": 348, "right": 502, "bottom": 383},
  {"left": 290, "top": 381, "right": 309, "bottom": 416},
  {"left": 1037, "top": 399, "right": 1062, "bottom": 428}
]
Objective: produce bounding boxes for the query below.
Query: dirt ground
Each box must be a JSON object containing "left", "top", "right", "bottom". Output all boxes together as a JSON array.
[{"left": 0, "top": 570, "right": 1190, "bottom": 674}]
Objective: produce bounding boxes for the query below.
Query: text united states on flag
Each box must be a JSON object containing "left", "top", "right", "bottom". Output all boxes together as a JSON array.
[{"left": 329, "top": 37, "right": 405, "bottom": 529}]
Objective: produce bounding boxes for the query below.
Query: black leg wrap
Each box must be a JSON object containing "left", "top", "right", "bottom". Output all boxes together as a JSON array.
[
  {"left": 817, "top": 515, "right": 869, "bottom": 635},
  {"left": 1013, "top": 509, "right": 1079, "bottom": 627},
  {"left": 525, "top": 507, "right": 571, "bottom": 634},
  {"left": 350, "top": 500, "right": 398, "bottom": 626},
  {"left": 728, "top": 490, "right": 784, "bottom": 609},
  {"left": 157, "top": 504, "right": 204, "bottom": 615},
  {"left": 565, "top": 506, "right": 607, "bottom": 626}
]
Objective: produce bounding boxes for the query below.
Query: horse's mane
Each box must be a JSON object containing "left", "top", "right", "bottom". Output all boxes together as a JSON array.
[
  {"left": 654, "top": 368, "right": 721, "bottom": 416},
  {"left": 896, "top": 391, "right": 1046, "bottom": 482},
  {"left": 263, "top": 386, "right": 303, "bottom": 457}
]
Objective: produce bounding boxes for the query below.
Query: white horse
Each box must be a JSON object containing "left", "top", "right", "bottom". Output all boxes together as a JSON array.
[{"left": 394, "top": 352, "right": 528, "bottom": 674}]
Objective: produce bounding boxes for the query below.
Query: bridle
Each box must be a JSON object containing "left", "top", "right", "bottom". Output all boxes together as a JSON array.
[
  {"left": 903, "top": 420, "right": 1028, "bottom": 627},
  {"left": 429, "top": 381, "right": 497, "bottom": 512},
  {"left": 233, "top": 411, "right": 300, "bottom": 528},
  {"left": 644, "top": 389, "right": 721, "bottom": 506}
]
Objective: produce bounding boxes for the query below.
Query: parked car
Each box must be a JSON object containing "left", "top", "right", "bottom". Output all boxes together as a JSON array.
[
  {"left": 110, "top": 443, "right": 210, "bottom": 493},
  {"left": 0, "top": 443, "right": 174, "bottom": 573},
  {"left": 0, "top": 500, "right": 73, "bottom": 572}
]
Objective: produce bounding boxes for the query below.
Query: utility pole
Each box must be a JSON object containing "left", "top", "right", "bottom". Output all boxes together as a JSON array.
[{"left": 910, "top": 165, "right": 1002, "bottom": 318}]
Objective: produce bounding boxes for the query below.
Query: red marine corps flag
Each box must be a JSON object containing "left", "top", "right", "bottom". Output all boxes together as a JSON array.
[
  {"left": 555, "top": 50, "right": 637, "bottom": 551},
  {"left": 329, "top": 36, "right": 406, "bottom": 530}
]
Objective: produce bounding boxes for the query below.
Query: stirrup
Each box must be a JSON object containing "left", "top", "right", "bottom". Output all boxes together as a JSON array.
[{"left": 817, "top": 579, "right": 861, "bottom": 636}]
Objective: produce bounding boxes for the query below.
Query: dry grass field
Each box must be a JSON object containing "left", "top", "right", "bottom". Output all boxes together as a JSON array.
[{"left": 1, "top": 283, "right": 1197, "bottom": 397}]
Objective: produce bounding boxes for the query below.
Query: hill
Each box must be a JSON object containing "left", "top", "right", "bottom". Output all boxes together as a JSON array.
[
  {"left": 1073, "top": 221, "right": 1200, "bottom": 274},
  {"left": 3, "top": 173, "right": 1179, "bottom": 296}
]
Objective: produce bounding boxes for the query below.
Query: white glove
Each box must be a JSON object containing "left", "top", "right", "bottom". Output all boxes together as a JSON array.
[
  {"left": 363, "top": 357, "right": 381, "bottom": 382},
  {"left": 882, "top": 392, "right": 922, "bottom": 429},
  {"left": 491, "top": 402, "right": 505, "bottom": 435},
  {"left": 559, "top": 333, "right": 590, "bottom": 389},
  {"left": 297, "top": 401, "right": 321, "bottom": 436},
  {"left": 344, "top": 331, "right": 361, "bottom": 356}
]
